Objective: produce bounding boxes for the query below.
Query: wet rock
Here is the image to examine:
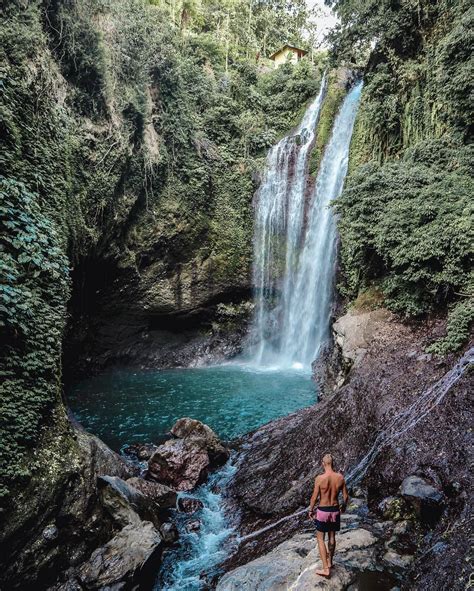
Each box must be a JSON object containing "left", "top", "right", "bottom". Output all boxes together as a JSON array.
[
  {"left": 216, "top": 528, "right": 379, "bottom": 590},
  {"left": 178, "top": 497, "right": 204, "bottom": 513},
  {"left": 160, "top": 522, "right": 179, "bottom": 544},
  {"left": 123, "top": 442, "right": 158, "bottom": 462},
  {"left": 49, "top": 574, "right": 83, "bottom": 591},
  {"left": 171, "top": 417, "right": 230, "bottom": 466},
  {"left": 147, "top": 419, "right": 229, "bottom": 491},
  {"left": 42, "top": 525, "right": 59, "bottom": 542},
  {"left": 400, "top": 476, "right": 444, "bottom": 523},
  {"left": 392, "top": 520, "right": 412, "bottom": 536},
  {"left": 383, "top": 550, "right": 414, "bottom": 571},
  {"left": 77, "top": 521, "right": 162, "bottom": 589},
  {"left": 98, "top": 475, "right": 162, "bottom": 527},
  {"left": 147, "top": 438, "right": 210, "bottom": 491},
  {"left": 378, "top": 496, "right": 411, "bottom": 521},
  {"left": 127, "top": 476, "right": 177, "bottom": 509},
  {"left": 431, "top": 541, "right": 448, "bottom": 555},
  {"left": 185, "top": 519, "right": 201, "bottom": 533},
  {"left": 400, "top": 476, "right": 443, "bottom": 504},
  {"left": 350, "top": 485, "right": 366, "bottom": 499},
  {"left": 312, "top": 342, "right": 346, "bottom": 397}
]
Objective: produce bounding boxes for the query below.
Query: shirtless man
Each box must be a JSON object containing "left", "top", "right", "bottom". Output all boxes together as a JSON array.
[{"left": 308, "top": 453, "right": 349, "bottom": 577}]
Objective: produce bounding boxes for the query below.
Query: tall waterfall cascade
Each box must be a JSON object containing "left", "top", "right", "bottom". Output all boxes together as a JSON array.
[{"left": 249, "top": 79, "right": 363, "bottom": 370}]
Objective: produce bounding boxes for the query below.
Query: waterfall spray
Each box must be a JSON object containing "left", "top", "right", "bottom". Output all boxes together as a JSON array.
[{"left": 250, "top": 80, "right": 363, "bottom": 370}]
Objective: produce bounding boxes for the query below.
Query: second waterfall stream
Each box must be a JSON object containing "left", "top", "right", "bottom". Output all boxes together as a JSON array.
[{"left": 250, "top": 78, "right": 363, "bottom": 370}]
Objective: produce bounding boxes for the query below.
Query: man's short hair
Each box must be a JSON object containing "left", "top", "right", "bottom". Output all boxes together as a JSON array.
[{"left": 322, "top": 453, "right": 334, "bottom": 466}]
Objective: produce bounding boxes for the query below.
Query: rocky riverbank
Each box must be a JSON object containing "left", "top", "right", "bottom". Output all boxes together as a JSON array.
[
  {"left": 1, "top": 307, "right": 471, "bottom": 591},
  {"left": 218, "top": 308, "right": 473, "bottom": 590},
  {"left": 0, "top": 416, "right": 229, "bottom": 591}
]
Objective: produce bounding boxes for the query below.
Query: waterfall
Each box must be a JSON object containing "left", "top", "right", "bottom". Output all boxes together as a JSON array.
[{"left": 249, "top": 79, "right": 363, "bottom": 370}]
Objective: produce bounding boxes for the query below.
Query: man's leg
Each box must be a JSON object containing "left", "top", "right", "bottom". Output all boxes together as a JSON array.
[
  {"left": 315, "top": 531, "right": 330, "bottom": 576},
  {"left": 327, "top": 531, "right": 336, "bottom": 568}
]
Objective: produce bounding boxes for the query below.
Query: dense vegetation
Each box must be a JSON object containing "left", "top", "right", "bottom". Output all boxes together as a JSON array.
[
  {"left": 329, "top": 0, "right": 473, "bottom": 352},
  {"left": 0, "top": 0, "right": 322, "bottom": 502},
  {"left": 2, "top": 0, "right": 471, "bottom": 508}
]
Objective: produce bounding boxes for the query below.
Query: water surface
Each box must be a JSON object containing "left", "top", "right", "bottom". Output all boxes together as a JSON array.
[{"left": 68, "top": 364, "right": 316, "bottom": 449}]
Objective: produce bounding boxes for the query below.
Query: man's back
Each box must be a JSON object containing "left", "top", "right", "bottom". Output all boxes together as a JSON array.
[
  {"left": 309, "top": 454, "right": 349, "bottom": 577},
  {"left": 316, "top": 471, "right": 344, "bottom": 507}
]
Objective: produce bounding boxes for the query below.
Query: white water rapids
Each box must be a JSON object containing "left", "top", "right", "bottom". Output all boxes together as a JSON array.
[{"left": 250, "top": 79, "right": 363, "bottom": 370}]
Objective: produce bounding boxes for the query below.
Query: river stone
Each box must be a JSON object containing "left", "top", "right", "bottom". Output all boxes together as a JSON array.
[
  {"left": 178, "top": 497, "right": 204, "bottom": 513},
  {"left": 147, "top": 438, "right": 210, "bottom": 491},
  {"left": 171, "top": 417, "right": 229, "bottom": 466},
  {"left": 98, "top": 475, "right": 164, "bottom": 527},
  {"left": 42, "top": 524, "right": 59, "bottom": 541},
  {"left": 127, "top": 477, "right": 177, "bottom": 509},
  {"left": 383, "top": 550, "right": 414, "bottom": 570},
  {"left": 185, "top": 518, "right": 201, "bottom": 533},
  {"left": 400, "top": 476, "right": 443, "bottom": 503},
  {"left": 400, "top": 476, "right": 444, "bottom": 523},
  {"left": 77, "top": 521, "right": 162, "bottom": 589},
  {"left": 160, "top": 522, "right": 179, "bottom": 544},
  {"left": 216, "top": 528, "right": 378, "bottom": 591}
]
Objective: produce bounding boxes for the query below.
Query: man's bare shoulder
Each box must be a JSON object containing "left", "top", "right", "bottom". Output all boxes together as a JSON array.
[{"left": 315, "top": 474, "right": 324, "bottom": 483}]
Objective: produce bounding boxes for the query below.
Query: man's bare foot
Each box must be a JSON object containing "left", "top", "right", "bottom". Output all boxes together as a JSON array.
[{"left": 315, "top": 568, "right": 330, "bottom": 577}]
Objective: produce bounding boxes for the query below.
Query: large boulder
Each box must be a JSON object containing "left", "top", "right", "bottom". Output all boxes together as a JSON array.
[
  {"left": 400, "top": 475, "right": 444, "bottom": 524},
  {"left": 159, "top": 522, "right": 179, "bottom": 544},
  {"left": 148, "top": 438, "right": 210, "bottom": 491},
  {"left": 126, "top": 477, "right": 177, "bottom": 509},
  {"left": 98, "top": 475, "right": 163, "bottom": 527},
  {"left": 333, "top": 308, "right": 391, "bottom": 368},
  {"left": 171, "top": 418, "right": 229, "bottom": 466},
  {"left": 147, "top": 418, "right": 229, "bottom": 491},
  {"left": 77, "top": 521, "right": 162, "bottom": 589}
]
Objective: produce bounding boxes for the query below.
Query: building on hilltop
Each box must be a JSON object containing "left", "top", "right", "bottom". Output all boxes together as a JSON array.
[{"left": 269, "top": 44, "right": 308, "bottom": 68}]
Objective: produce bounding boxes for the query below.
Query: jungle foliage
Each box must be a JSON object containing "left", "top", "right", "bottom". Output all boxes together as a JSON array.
[
  {"left": 0, "top": 0, "right": 322, "bottom": 501},
  {"left": 329, "top": 0, "right": 473, "bottom": 351}
]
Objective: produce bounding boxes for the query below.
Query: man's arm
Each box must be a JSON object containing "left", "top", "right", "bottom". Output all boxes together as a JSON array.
[
  {"left": 340, "top": 478, "right": 349, "bottom": 512},
  {"left": 309, "top": 477, "right": 320, "bottom": 517}
]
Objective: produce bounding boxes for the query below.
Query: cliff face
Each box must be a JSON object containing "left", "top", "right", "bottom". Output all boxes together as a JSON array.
[
  {"left": 333, "top": 0, "right": 473, "bottom": 353},
  {"left": 225, "top": 311, "right": 473, "bottom": 589}
]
